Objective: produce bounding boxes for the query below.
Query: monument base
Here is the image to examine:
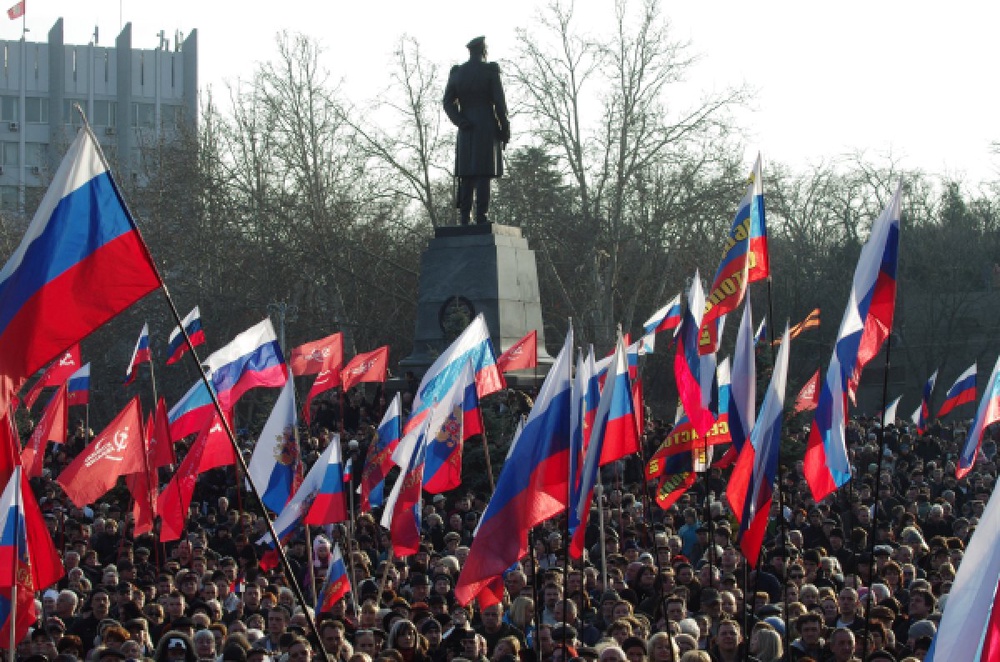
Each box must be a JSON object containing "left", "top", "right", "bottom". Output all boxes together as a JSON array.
[{"left": 400, "top": 223, "right": 553, "bottom": 384}]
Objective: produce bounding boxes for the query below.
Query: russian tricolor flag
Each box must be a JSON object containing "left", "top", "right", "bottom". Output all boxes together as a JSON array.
[
  {"left": 911, "top": 370, "right": 938, "bottom": 435},
  {"left": 360, "top": 393, "right": 402, "bottom": 511},
  {"left": 124, "top": 322, "right": 151, "bottom": 385},
  {"left": 166, "top": 306, "right": 205, "bottom": 366},
  {"left": 0, "top": 128, "right": 161, "bottom": 413},
  {"left": 804, "top": 185, "right": 901, "bottom": 501},
  {"left": 422, "top": 360, "right": 483, "bottom": 494},
  {"left": 0, "top": 466, "right": 36, "bottom": 645},
  {"left": 957, "top": 355, "right": 1000, "bottom": 479},
  {"left": 316, "top": 544, "right": 351, "bottom": 613},
  {"left": 381, "top": 417, "right": 429, "bottom": 557},
  {"left": 203, "top": 319, "right": 287, "bottom": 410},
  {"left": 246, "top": 380, "right": 301, "bottom": 513},
  {"left": 455, "top": 327, "right": 574, "bottom": 607},
  {"left": 406, "top": 314, "right": 504, "bottom": 433},
  {"left": 674, "top": 272, "right": 715, "bottom": 438},
  {"left": 642, "top": 294, "right": 682, "bottom": 338},
  {"left": 938, "top": 363, "right": 977, "bottom": 419},
  {"left": 727, "top": 323, "right": 790, "bottom": 567},
  {"left": 66, "top": 362, "right": 90, "bottom": 407},
  {"left": 168, "top": 379, "right": 216, "bottom": 440}
]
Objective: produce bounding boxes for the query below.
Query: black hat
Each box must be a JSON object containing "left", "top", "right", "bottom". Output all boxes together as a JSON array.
[
  {"left": 410, "top": 573, "right": 431, "bottom": 586},
  {"left": 466, "top": 36, "right": 487, "bottom": 52}
]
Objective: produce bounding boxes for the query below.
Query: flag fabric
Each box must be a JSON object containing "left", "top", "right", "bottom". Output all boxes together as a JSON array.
[
  {"left": 247, "top": 380, "right": 301, "bottom": 513},
  {"left": 166, "top": 306, "right": 206, "bottom": 366},
  {"left": 653, "top": 450, "right": 698, "bottom": 510},
  {"left": 786, "top": 308, "right": 821, "bottom": 341},
  {"left": 0, "top": 128, "right": 162, "bottom": 414},
  {"left": 343, "top": 458, "right": 353, "bottom": 483},
  {"left": 753, "top": 319, "right": 767, "bottom": 346},
  {"left": 700, "top": 155, "right": 768, "bottom": 355},
  {"left": 957, "top": 355, "right": 1000, "bottom": 479},
  {"left": 6, "top": 1, "right": 23, "bottom": 20},
  {"left": 568, "top": 346, "right": 597, "bottom": 545},
  {"left": 792, "top": 370, "right": 821, "bottom": 414},
  {"left": 125, "top": 416, "right": 158, "bottom": 536},
  {"left": 422, "top": 360, "right": 483, "bottom": 494},
  {"left": 124, "top": 322, "right": 151, "bottom": 385},
  {"left": 911, "top": 370, "right": 938, "bottom": 435},
  {"left": 407, "top": 313, "right": 504, "bottom": 433},
  {"left": 643, "top": 295, "right": 682, "bottom": 338},
  {"left": 923, "top": 467, "right": 1000, "bottom": 662},
  {"left": 147, "top": 397, "right": 175, "bottom": 469},
  {"left": 302, "top": 369, "right": 342, "bottom": 424},
  {"left": 882, "top": 395, "right": 902, "bottom": 428},
  {"left": 569, "top": 335, "right": 638, "bottom": 558},
  {"left": 381, "top": 418, "right": 429, "bottom": 558},
  {"left": 316, "top": 544, "right": 351, "bottom": 613},
  {"left": 168, "top": 379, "right": 216, "bottom": 441},
  {"left": 495, "top": 331, "right": 538, "bottom": 373},
  {"left": 263, "top": 435, "right": 348, "bottom": 546},
  {"left": 203, "top": 319, "right": 287, "bottom": 410},
  {"left": 727, "top": 324, "right": 791, "bottom": 567},
  {"left": 289, "top": 332, "right": 344, "bottom": 377},
  {"left": 729, "top": 301, "right": 756, "bottom": 456},
  {"left": 455, "top": 327, "right": 574, "bottom": 607},
  {"left": 66, "top": 362, "right": 90, "bottom": 407},
  {"left": 340, "top": 346, "right": 390, "bottom": 391},
  {"left": 20, "top": 383, "right": 67, "bottom": 478},
  {"left": 674, "top": 272, "right": 716, "bottom": 438},
  {"left": 360, "top": 393, "right": 402, "bottom": 511},
  {"left": 158, "top": 413, "right": 236, "bottom": 541},
  {"left": 22, "top": 344, "right": 81, "bottom": 411},
  {"left": 938, "top": 363, "right": 977, "bottom": 419},
  {"left": 804, "top": 185, "right": 902, "bottom": 501},
  {"left": 0, "top": 467, "right": 36, "bottom": 647},
  {"left": 56, "top": 397, "right": 145, "bottom": 506}
]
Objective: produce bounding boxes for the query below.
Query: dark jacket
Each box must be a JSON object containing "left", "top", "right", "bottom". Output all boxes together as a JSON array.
[{"left": 443, "top": 58, "right": 509, "bottom": 177}]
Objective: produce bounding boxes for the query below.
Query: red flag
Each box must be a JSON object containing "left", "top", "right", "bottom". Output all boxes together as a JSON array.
[
  {"left": 793, "top": 370, "right": 821, "bottom": 414},
  {"left": 340, "top": 346, "right": 389, "bottom": 391},
  {"left": 20, "top": 383, "right": 68, "bottom": 478},
  {"left": 6, "top": 1, "right": 23, "bottom": 20},
  {"left": 495, "top": 331, "right": 537, "bottom": 373},
  {"left": 633, "top": 378, "right": 645, "bottom": 438},
  {"left": 148, "top": 397, "right": 175, "bottom": 468},
  {"left": 56, "top": 397, "right": 145, "bottom": 507},
  {"left": 22, "top": 344, "right": 81, "bottom": 410},
  {"left": 290, "top": 332, "right": 344, "bottom": 376},
  {"left": 302, "top": 368, "right": 342, "bottom": 424},
  {"left": 157, "top": 414, "right": 236, "bottom": 541},
  {"left": 125, "top": 418, "right": 157, "bottom": 537}
]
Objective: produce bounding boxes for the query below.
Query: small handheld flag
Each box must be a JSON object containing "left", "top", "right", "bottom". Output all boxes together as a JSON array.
[
  {"left": 124, "top": 322, "right": 151, "bottom": 385},
  {"left": 166, "top": 306, "right": 206, "bottom": 365}
]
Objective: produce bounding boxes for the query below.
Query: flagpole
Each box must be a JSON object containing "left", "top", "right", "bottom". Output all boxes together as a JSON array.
[
  {"left": 79, "top": 116, "right": 330, "bottom": 662},
  {"left": 479, "top": 432, "right": 495, "bottom": 493},
  {"left": 144, "top": 330, "right": 162, "bottom": 541},
  {"left": 9, "top": 469, "right": 20, "bottom": 662},
  {"left": 344, "top": 474, "right": 360, "bottom": 621}
]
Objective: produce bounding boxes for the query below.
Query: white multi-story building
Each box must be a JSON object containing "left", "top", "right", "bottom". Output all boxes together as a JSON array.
[{"left": 0, "top": 18, "right": 197, "bottom": 211}]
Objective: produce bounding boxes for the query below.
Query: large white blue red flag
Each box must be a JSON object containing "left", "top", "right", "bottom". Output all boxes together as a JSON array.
[
  {"left": 938, "top": 363, "right": 977, "bottom": 419},
  {"left": 422, "top": 360, "right": 483, "bottom": 494},
  {"left": 168, "top": 379, "right": 216, "bottom": 440},
  {"left": 166, "top": 306, "right": 206, "bottom": 366},
  {"left": 674, "top": 272, "right": 715, "bottom": 438},
  {"left": 246, "top": 379, "right": 301, "bottom": 513},
  {"left": 804, "top": 185, "right": 901, "bottom": 501},
  {"left": 203, "top": 319, "right": 287, "bottom": 410},
  {"left": 455, "top": 326, "right": 573, "bottom": 608},
  {"left": 957, "top": 355, "right": 1000, "bottom": 479},
  {"left": 124, "top": 322, "right": 151, "bottom": 385},
  {"left": 0, "top": 128, "right": 161, "bottom": 412},
  {"left": 700, "top": 154, "right": 769, "bottom": 355},
  {"left": 406, "top": 314, "right": 504, "bottom": 433},
  {"left": 727, "top": 323, "right": 790, "bottom": 567}
]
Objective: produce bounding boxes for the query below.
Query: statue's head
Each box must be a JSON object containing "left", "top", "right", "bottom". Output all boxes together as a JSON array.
[{"left": 466, "top": 36, "right": 487, "bottom": 58}]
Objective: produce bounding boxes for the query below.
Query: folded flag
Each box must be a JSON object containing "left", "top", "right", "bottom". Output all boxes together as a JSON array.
[
  {"left": 0, "top": 467, "right": 36, "bottom": 646},
  {"left": 0, "top": 128, "right": 162, "bottom": 414},
  {"left": 938, "top": 363, "right": 977, "bottom": 419},
  {"left": 166, "top": 306, "right": 206, "bottom": 366},
  {"left": 882, "top": 394, "right": 902, "bottom": 428},
  {"left": 124, "top": 322, "right": 151, "bottom": 385},
  {"left": 495, "top": 330, "right": 538, "bottom": 373},
  {"left": 20, "top": 383, "right": 67, "bottom": 478},
  {"left": 643, "top": 294, "right": 682, "bottom": 338},
  {"left": 911, "top": 370, "right": 938, "bottom": 435},
  {"left": 957, "top": 355, "right": 1000, "bottom": 479},
  {"left": 147, "top": 397, "right": 175, "bottom": 469},
  {"left": 247, "top": 379, "right": 301, "bottom": 513},
  {"left": 22, "top": 344, "right": 81, "bottom": 411},
  {"left": 316, "top": 543, "right": 351, "bottom": 613},
  {"left": 381, "top": 417, "right": 430, "bottom": 557},
  {"left": 203, "top": 319, "right": 287, "bottom": 410},
  {"left": 168, "top": 379, "right": 216, "bottom": 441},
  {"left": 729, "top": 300, "right": 756, "bottom": 456},
  {"left": 360, "top": 393, "right": 402, "bottom": 511},
  {"left": 674, "top": 272, "right": 715, "bottom": 438},
  {"left": 340, "top": 346, "right": 389, "bottom": 392},
  {"left": 289, "top": 332, "right": 344, "bottom": 377},
  {"left": 792, "top": 370, "right": 821, "bottom": 415},
  {"left": 422, "top": 359, "right": 483, "bottom": 494},
  {"left": 66, "top": 362, "right": 90, "bottom": 407}
]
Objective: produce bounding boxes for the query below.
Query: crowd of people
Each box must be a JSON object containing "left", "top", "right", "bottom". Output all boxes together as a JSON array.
[{"left": 18, "top": 384, "right": 997, "bottom": 662}]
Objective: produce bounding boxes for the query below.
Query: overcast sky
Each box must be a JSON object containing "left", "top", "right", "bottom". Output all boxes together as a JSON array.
[{"left": 10, "top": 0, "right": 1000, "bottom": 185}]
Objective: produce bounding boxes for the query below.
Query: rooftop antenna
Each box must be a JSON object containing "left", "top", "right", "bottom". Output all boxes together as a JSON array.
[{"left": 93, "top": 26, "right": 99, "bottom": 46}]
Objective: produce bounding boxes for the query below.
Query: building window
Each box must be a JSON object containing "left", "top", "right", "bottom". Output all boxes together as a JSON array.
[
  {"left": 92, "top": 100, "right": 116, "bottom": 127},
  {"left": 25, "top": 142, "right": 46, "bottom": 167},
  {"left": 24, "top": 97, "right": 48, "bottom": 124},
  {"left": 0, "top": 185, "right": 17, "bottom": 210},
  {"left": 131, "top": 102, "right": 154, "bottom": 128},
  {"left": 161, "top": 104, "right": 184, "bottom": 128},
  {"left": 1, "top": 142, "right": 18, "bottom": 166},
  {"left": 0, "top": 96, "right": 16, "bottom": 122}
]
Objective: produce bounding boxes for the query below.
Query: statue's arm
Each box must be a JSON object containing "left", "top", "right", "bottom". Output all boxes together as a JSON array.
[
  {"left": 491, "top": 63, "right": 511, "bottom": 144},
  {"left": 442, "top": 66, "right": 470, "bottom": 129}
]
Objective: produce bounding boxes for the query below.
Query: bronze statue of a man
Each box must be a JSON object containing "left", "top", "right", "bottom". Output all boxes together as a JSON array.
[{"left": 443, "top": 36, "right": 510, "bottom": 225}]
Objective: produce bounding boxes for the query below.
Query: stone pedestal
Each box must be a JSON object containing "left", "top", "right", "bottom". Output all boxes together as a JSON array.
[{"left": 400, "top": 223, "right": 553, "bottom": 383}]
